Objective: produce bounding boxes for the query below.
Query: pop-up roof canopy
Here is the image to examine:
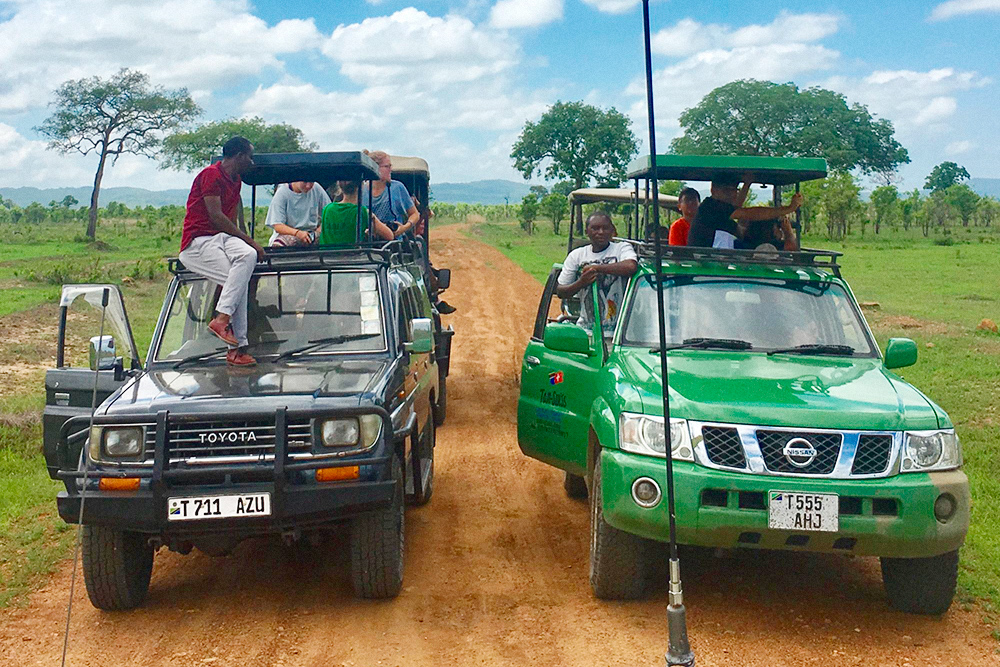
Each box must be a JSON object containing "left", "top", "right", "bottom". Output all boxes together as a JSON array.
[
  {"left": 626, "top": 154, "right": 828, "bottom": 186},
  {"left": 389, "top": 155, "right": 430, "bottom": 180},
  {"left": 241, "top": 151, "right": 380, "bottom": 186},
  {"left": 568, "top": 187, "right": 679, "bottom": 210}
]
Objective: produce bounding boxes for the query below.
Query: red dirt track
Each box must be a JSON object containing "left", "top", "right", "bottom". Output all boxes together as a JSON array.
[{"left": 1, "top": 225, "right": 997, "bottom": 666}]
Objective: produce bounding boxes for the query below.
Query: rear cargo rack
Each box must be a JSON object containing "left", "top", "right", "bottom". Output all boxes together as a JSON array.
[
  {"left": 619, "top": 239, "right": 843, "bottom": 276},
  {"left": 168, "top": 238, "right": 423, "bottom": 276}
]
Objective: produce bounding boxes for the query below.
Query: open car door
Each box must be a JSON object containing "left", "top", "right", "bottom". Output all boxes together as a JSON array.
[{"left": 42, "top": 284, "right": 140, "bottom": 479}]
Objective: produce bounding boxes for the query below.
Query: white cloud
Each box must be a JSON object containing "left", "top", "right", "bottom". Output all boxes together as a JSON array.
[
  {"left": 0, "top": 0, "right": 321, "bottom": 113},
  {"left": 651, "top": 12, "right": 840, "bottom": 57},
  {"left": 824, "top": 68, "right": 990, "bottom": 134},
  {"left": 945, "top": 140, "right": 974, "bottom": 155},
  {"left": 490, "top": 0, "right": 562, "bottom": 28},
  {"left": 580, "top": 0, "right": 639, "bottom": 13},
  {"left": 929, "top": 0, "right": 1000, "bottom": 21},
  {"left": 325, "top": 8, "right": 518, "bottom": 85}
]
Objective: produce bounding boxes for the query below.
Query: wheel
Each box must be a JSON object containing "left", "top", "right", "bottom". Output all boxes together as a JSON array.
[
  {"left": 881, "top": 550, "right": 959, "bottom": 615},
  {"left": 410, "top": 410, "right": 435, "bottom": 506},
  {"left": 81, "top": 525, "right": 154, "bottom": 611},
  {"left": 589, "top": 459, "right": 651, "bottom": 600},
  {"left": 564, "top": 471, "right": 588, "bottom": 499},
  {"left": 433, "top": 376, "right": 447, "bottom": 427},
  {"left": 351, "top": 455, "right": 405, "bottom": 599}
]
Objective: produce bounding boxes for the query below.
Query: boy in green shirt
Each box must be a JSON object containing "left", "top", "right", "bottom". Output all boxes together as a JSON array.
[{"left": 319, "top": 180, "right": 395, "bottom": 246}]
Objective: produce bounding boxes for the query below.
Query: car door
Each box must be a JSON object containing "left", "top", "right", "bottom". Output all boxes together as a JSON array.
[
  {"left": 43, "top": 284, "right": 141, "bottom": 478},
  {"left": 517, "top": 267, "right": 602, "bottom": 476}
]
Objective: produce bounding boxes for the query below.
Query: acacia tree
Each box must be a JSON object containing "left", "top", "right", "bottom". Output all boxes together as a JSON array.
[
  {"left": 160, "top": 117, "right": 317, "bottom": 171},
  {"left": 511, "top": 101, "right": 638, "bottom": 192},
  {"left": 924, "top": 162, "right": 971, "bottom": 193},
  {"left": 671, "top": 80, "right": 910, "bottom": 182},
  {"left": 36, "top": 69, "right": 200, "bottom": 240}
]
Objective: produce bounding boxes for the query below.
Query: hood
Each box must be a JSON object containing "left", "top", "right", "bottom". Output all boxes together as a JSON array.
[
  {"left": 101, "top": 358, "right": 395, "bottom": 417},
  {"left": 618, "top": 349, "right": 941, "bottom": 431}
]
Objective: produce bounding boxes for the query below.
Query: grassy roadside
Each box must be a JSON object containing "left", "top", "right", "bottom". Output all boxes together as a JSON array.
[{"left": 467, "top": 218, "right": 1000, "bottom": 607}]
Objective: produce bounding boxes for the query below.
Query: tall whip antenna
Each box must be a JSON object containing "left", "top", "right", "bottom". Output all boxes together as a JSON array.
[{"left": 640, "top": 2, "right": 694, "bottom": 665}]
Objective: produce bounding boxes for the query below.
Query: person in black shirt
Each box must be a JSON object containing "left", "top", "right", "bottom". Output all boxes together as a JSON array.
[
  {"left": 739, "top": 214, "right": 800, "bottom": 251},
  {"left": 688, "top": 176, "right": 803, "bottom": 248}
]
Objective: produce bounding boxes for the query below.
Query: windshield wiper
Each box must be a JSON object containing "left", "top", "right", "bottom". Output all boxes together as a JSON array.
[
  {"left": 767, "top": 344, "right": 855, "bottom": 357},
  {"left": 651, "top": 337, "right": 753, "bottom": 353},
  {"left": 171, "top": 347, "right": 228, "bottom": 369},
  {"left": 273, "top": 333, "right": 380, "bottom": 361}
]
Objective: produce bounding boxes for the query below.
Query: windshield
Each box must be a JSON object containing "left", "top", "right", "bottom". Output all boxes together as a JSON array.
[
  {"left": 621, "top": 276, "right": 874, "bottom": 355},
  {"left": 154, "top": 270, "right": 386, "bottom": 363}
]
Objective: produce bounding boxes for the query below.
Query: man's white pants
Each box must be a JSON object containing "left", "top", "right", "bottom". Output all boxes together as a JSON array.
[{"left": 179, "top": 234, "right": 257, "bottom": 347}]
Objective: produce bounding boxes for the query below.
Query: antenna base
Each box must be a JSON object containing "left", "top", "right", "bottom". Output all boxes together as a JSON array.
[{"left": 665, "top": 602, "right": 695, "bottom": 667}]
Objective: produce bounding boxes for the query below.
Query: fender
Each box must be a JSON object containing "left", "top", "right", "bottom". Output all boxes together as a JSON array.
[{"left": 588, "top": 396, "right": 617, "bottom": 477}]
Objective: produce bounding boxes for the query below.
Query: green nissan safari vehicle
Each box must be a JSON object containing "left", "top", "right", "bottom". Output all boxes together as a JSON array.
[{"left": 517, "top": 155, "right": 969, "bottom": 615}]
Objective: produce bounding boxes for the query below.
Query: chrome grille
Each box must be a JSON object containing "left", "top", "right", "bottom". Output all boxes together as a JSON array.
[
  {"left": 757, "top": 430, "right": 842, "bottom": 475},
  {"left": 702, "top": 426, "right": 746, "bottom": 469},
  {"left": 851, "top": 434, "right": 893, "bottom": 475},
  {"left": 145, "top": 419, "right": 312, "bottom": 462}
]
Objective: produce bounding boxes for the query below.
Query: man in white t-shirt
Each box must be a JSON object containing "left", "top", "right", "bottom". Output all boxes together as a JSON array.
[
  {"left": 265, "top": 181, "right": 331, "bottom": 246},
  {"left": 557, "top": 211, "right": 639, "bottom": 336}
]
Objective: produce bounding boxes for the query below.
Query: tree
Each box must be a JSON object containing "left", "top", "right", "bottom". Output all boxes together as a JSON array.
[
  {"left": 60, "top": 195, "right": 79, "bottom": 209},
  {"left": 818, "top": 172, "right": 863, "bottom": 240},
  {"left": 518, "top": 194, "right": 538, "bottom": 235},
  {"left": 540, "top": 193, "right": 568, "bottom": 235},
  {"left": 529, "top": 185, "right": 549, "bottom": 198},
  {"left": 976, "top": 197, "right": 1000, "bottom": 228},
  {"left": 869, "top": 185, "right": 899, "bottom": 234},
  {"left": 900, "top": 190, "right": 921, "bottom": 231},
  {"left": 942, "top": 184, "right": 979, "bottom": 227},
  {"left": 924, "top": 192, "right": 954, "bottom": 237},
  {"left": 659, "top": 180, "right": 684, "bottom": 196},
  {"left": 161, "top": 117, "right": 317, "bottom": 172},
  {"left": 671, "top": 80, "right": 910, "bottom": 180},
  {"left": 35, "top": 68, "right": 200, "bottom": 240},
  {"left": 924, "top": 162, "right": 970, "bottom": 193},
  {"left": 551, "top": 180, "right": 575, "bottom": 197},
  {"left": 511, "top": 101, "right": 638, "bottom": 191}
]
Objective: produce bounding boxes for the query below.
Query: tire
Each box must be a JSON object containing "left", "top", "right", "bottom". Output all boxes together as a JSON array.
[
  {"left": 351, "top": 455, "right": 405, "bottom": 599},
  {"left": 411, "top": 410, "right": 435, "bottom": 506},
  {"left": 564, "top": 471, "right": 588, "bottom": 499},
  {"left": 589, "top": 460, "right": 651, "bottom": 600},
  {"left": 433, "top": 376, "right": 447, "bottom": 427},
  {"left": 881, "top": 550, "right": 959, "bottom": 615},
  {"left": 81, "top": 525, "right": 154, "bottom": 611}
]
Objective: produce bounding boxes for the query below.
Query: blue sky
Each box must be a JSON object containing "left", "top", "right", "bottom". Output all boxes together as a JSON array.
[{"left": 0, "top": 0, "right": 996, "bottom": 192}]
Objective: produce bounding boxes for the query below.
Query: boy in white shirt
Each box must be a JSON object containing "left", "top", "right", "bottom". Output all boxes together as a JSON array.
[
  {"left": 557, "top": 211, "right": 638, "bottom": 336},
  {"left": 265, "top": 181, "right": 331, "bottom": 246}
]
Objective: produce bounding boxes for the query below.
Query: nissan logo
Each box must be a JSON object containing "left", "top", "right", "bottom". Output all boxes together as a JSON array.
[{"left": 782, "top": 437, "right": 818, "bottom": 468}]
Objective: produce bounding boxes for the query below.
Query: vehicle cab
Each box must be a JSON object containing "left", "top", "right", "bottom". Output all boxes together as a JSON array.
[
  {"left": 516, "top": 154, "right": 969, "bottom": 615},
  {"left": 43, "top": 151, "right": 450, "bottom": 610}
]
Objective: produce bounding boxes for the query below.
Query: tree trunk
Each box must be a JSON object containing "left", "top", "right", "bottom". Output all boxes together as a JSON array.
[{"left": 87, "top": 148, "right": 109, "bottom": 241}]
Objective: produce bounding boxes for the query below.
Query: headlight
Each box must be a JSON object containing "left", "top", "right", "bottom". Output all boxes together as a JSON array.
[
  {"left": 319, "top": 415, "right": 382, "bottom": 450},
  {"left": 901, "top": 430, "right": 961, "bottom": 472},
  {"left": 89, "top": 426, "right": 144, "bottom": 461},
  {"left": 620, "top": 413, "right": 693, "bottom": 461}
]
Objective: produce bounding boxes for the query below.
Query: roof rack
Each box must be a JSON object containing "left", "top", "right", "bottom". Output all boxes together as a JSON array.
[
  {"left": 618, "top": 239, "right": 842, "bottom": 276},
  {"left": 167, "top": 239, "right": 423, "bottom": 276}
]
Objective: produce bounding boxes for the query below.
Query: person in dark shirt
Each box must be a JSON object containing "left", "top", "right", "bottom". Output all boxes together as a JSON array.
[
  {"left": 687, "top": 176, "right": 803, "bottom": 248},
  {"left": 740, "top": 214, "right": 800, "bottom": 251}
]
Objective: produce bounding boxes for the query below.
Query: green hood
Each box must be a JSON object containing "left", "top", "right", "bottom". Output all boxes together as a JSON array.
[{"left": 617, "top": 349, "right": 941, "bottom": 431}]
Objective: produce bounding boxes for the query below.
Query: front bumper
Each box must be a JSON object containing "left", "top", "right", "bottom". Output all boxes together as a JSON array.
[{"left": 601, "top": 449, "right": 969, "bottom": 558}]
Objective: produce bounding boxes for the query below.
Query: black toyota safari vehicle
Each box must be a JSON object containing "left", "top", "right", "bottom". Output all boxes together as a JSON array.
[{"left": 43, "top": 152, "right": 453, "bottom": 609}]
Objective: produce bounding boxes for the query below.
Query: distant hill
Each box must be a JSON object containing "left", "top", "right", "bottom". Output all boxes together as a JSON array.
[
  {"left": 0, "top": 185, "right": 275, "bottom": 208},
  {"left": 969, "top": 178, "right": 1000, "bottom": 199},
  {"left": 431, "top": 179, "right": 532, "bottom": 205}
]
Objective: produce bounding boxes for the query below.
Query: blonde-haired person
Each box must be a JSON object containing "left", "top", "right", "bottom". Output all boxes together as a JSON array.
[{"left": 361, "top": 150, "right": 419, "bottom": 237}]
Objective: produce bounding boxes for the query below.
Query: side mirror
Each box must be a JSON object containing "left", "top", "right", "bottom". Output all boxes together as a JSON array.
[
  {"left": 884, "top": 338, "right": 918, "bottom": 369},
  {"left": 435, "top": 268, "right": 451, "bottom": 290},
  {"left": 89, "top": 336, "right": 116, "bottom": 371},
  {"left": 543, "top": 323, "right": 592, "bottom": 355},
  {"left": 404, "top": 318, "right": 434, "bottom": 354}
]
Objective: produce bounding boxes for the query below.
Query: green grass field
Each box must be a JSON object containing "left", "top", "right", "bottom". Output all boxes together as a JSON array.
[{"left": 468, "top": 217, "right": 1000, "bottom": 607}]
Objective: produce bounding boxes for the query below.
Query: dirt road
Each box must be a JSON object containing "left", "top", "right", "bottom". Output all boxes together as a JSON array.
[{"left": 2, "top": 225, "right": 998, "bottom": 666}]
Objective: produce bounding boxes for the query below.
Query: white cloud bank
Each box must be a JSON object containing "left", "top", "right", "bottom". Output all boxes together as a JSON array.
[
  {"left": 580, "top": 0, "right": 640, "bottom": 13},
  {"left": 490, "top": 0, "right": 563, "bottom": 28},
  {"left": 929, "top": 0, "right": 1000, "bottom": 21}
]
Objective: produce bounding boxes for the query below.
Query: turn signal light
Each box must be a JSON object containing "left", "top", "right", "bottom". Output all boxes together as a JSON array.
[
  {"left": 99, "top": 477, "right": 141, "bottom": 491},
  {"left": 316, "top": 466, "right": 360, "bottom": 482}
]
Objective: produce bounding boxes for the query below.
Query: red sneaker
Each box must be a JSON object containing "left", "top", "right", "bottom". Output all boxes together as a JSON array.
[
  {"left": 226, "top": 349, "right": 257, "bottom": 367},
  {"left": 208, "top": 317, "right": 238, "bottom": 347}
]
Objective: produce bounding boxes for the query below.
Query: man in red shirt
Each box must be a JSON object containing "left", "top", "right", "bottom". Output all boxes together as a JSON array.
[
  {"left": 178, "top": 136, "right": 265, "bottom": 366},
  {"left": 668, "top": 187, "right": 700, "bottom": 246}
]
